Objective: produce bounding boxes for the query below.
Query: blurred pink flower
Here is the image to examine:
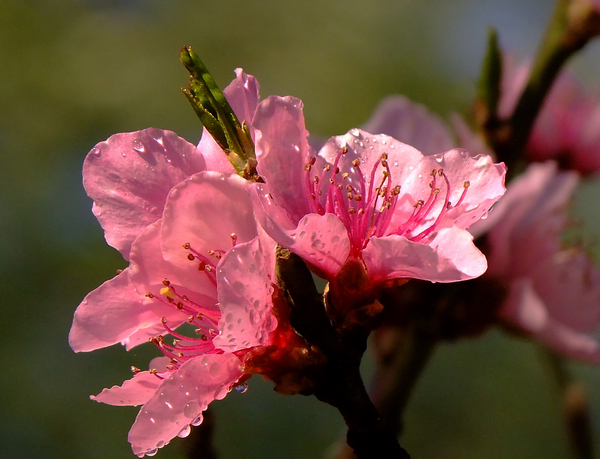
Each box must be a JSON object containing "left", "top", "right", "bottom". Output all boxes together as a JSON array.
[
  {"left": 70, "top": 71, "right": 281, "bottom": 456},
  {"left": 251, "top": 96, "right": 506, "bottom": 286},
  {"left": 501, "top": 57, "right": 600, "bottom": 175},
  {"left": 471, "top": 161, "right": 600, "bottom": 362}
]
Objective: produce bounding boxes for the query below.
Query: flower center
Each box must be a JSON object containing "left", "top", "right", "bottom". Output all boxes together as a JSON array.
[
  {"left": 142, "top": 235, "right": 240, "bottom": 377},
  {"left": 304, "top": 147, "right": 469, "bottom": 257}
]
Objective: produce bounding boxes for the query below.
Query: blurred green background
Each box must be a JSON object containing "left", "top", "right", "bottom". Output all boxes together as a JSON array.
[{"left": 2, "top": 0, "right": 600, "bottom": 458}]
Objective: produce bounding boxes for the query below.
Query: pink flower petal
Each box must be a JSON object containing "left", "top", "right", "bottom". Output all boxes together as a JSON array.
[
  {"left": 361, "top": 95, "right": 454, "bottom": 155},
  {"left": 128, "top": 354, "right": 244, "bottom": 457},
  {"left": 69, "top": 269, "right": 158, "bottom": 352},
  {"left": 197, "top": 69, "right": 260, "bottom": 174},
  {"left": 224, "top": 69, "right": 260, "bottom": 128},
  {"left": 214, "top": 237, "right": 277, "bottom": 351},
  {"left": 129, "top": 220, "right": 217, "bottom": 306},
  {"left": 534, "top": 250, "right": 600, "bottom": 334},
  {"left": 390, "top": 149, "right": 506, "bottom": 235},
  {"left": 92, "top": 371, "right": 162, "bottom": 406},
  {"left": 161, "top": 172, "right": 258, "bottom": 270},
  {"left": 472, "top": 162, "right": 577, "bottom": 277},
  {"left": 84, "top": 128, "right": 205, "bottom": 259},
  {"left": 364, "top": 227, "right": 487, "bottom": 283},
  {"left": 500, "top": 278, "right": 600, "bottom": 363},
  {"left": 254, "top": 95, "right": 315, "bottom": 222},
  {"left": 251, "top": 184, "right": 350, "bottom": 278}
]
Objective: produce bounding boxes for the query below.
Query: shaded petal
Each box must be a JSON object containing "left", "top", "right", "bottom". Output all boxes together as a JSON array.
[
  {"left": 251, "top": 184, "right": 350, "bottom": 278},
  {"left": 471, "top": 162, "right": 577, "bottom": 277},
  {"left": 224, "top": 69, "right": 260, "bottom": 128},
  {"left": 128, "top": 220, "right": 215, "bottom": 331},
  {"left": 254, "top": 95, "right": 315, "bottom": 221},
  {"left": 128, "top": 354, "right": 244, "bottom": 457},
  {"left": 361, "top": 95, "right": 454, "bottom": 155},
  {"left": 129, "top": 220, "right": 217, "bottom": 304},
  {"left": 534, "top": 250, "right": 600, "bottom": 333},
  {"left": 450, "top": 114, "right": 496, "bottom": 160},
  {"left": 214, "top": 237, "right": 277, "bottom": 351},
  {"left": 161, "top": 172, "right": 258, "bottom": 270},
  {"left": 84, "top": 128, "right": 205, "bottom": 259},
  {"left": 500, "top": 278, "right": 600, "bottom": 363},
  {"left": 364, "top": 227, "right": 487, "bottom": 283},
  {"left": 69, "top": 269, "right": 157, "bottom": 352},
  {"left": 92, "top": 371, "right": 161, "bottom": 406},
  {"left": 197, "top": 128, "right": 237, "bottom": 174}
]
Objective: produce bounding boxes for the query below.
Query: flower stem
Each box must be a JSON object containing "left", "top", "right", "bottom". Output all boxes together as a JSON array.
[
  {"left": 275, "top": 248, "right": 410, "bottom": 458},
  {"left": 543, "top": 349, "right": 595, "bottom": 459}
]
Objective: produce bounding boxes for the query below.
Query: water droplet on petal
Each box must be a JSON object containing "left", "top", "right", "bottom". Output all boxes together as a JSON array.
[
  {"left": 191, "top": 414, "right": 204, "bottom": 426},
  {"left": 132, "top": 139, "right": 145, "bottom": 153},
  {"left": 146, "top": 449, "right": 158, "bottom": 457},
  {"left": 232, "top": 281, "right": 245, "bottom": 294},
  {"left": 480, "top": 212, "right": 488, "bottom": 220},
  {"left": 234, "top": 382, "right": 248, "bottom": 393},
  {"left": 121, "top": 151, "right": 127, "bottom": 157},
  {"left": 183, "top": 401, "right": 199, "bottom": 418},
  {"left": 90, "top": 147, "right": 101, "bottom": 157},
  {"left": 177, "top": 425, "right": 192, "bottom": 438},
  {"left": 435, "top": 155, "right": 443, "bottom": 163}
]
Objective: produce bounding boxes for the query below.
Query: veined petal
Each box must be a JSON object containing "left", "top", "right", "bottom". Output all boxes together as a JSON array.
[
  {"left": 364, "top": 227, "right": 487, "bottom": 283},
  {"left": 161, "top": 172, "right": 258, "bottom": 270},
  {"left": 69, "top": 269, "right": 158, "bottom": 352},
  {"left": 251, "top": 184, "right": 350, "bottom": 278},
  {"left": 83, "top": 128, "right": 205, "bottom": 260},
  {"left": 254, "top": 95, "right": 315, "bottom": 222},
  {"left": 128, "top": 354, "right": 244, "bottom": 457},
  {"left": 214, "top": 237, "right": 277, "bottom": 351},
  {"left": 92, "top": 371, "right": 162, "bottom": 406},
  {"left": 224, "top": 69, "right": 260, "bottom": 129}
]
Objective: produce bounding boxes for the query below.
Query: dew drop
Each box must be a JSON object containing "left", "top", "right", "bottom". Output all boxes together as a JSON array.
[
  {"left": 177, "top": 425, "right": 192, "bottom": 438},
  {"left": 234, "top": 382, "right": 248, "bottom": 393},
  {"left": 232, "top": 281, "right": 245, "bottom": 294},
  {"left": 435, "top": 155, "right": 443, "bottom": 163},
  {"left": 480, "top": 212, "right": 488, "bottom": 220},
  {"left": 121, "top": 151, "right": 127, "bottom": 157},
  {"left": 146, "top": 449, "right": 158, "bottom": 457},
  {"left": 349, "top": 128, "right": 360, "bottom": 137},
  {"left": 132, "top": 139, "right": 145, "bottom": 153},
  {"left": 183, "top": 401, "right": 199, "bottom": 418},
  {"left": 90, "top": 147, "right": 101, "bottom": 157},
  {"left": 191, "top": 414, "right": 204, "bottom": 426}
]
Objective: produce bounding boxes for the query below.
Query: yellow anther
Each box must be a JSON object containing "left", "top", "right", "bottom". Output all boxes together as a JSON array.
[{"left": 159, "top": 286, "right": 174, "bottom": 300}]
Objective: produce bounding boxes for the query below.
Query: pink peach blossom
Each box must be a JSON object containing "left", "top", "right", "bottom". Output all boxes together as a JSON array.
[
  {"left": 251, "top": 96, "right": 506, "bottom": 285},
  {"left": 471, "top": 162, "right": 600, "bottom": 362},
  {"left": 71, "top": 172, "right": 277, "bottom": 457},
  {"left": 71, "top": 68, "right": 279, "bottom": 457}
]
